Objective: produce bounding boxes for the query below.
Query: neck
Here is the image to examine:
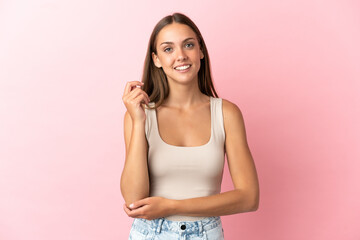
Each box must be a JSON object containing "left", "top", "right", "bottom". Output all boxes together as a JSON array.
[{"left": 163, "top": 77, "right": 209, "bottom": 109}]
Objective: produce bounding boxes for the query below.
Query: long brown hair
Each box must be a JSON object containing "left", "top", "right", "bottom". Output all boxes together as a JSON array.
[{"left": 142, "top": 12, "right": 218, "bottom": 109}]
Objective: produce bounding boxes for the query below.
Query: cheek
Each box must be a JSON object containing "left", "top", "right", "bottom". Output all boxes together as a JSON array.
[
  {"left": 164, "top": 58, "right": 174, "bottom": 67},
  {"left": 160, "top": 59, "right": 174, "bottom": 75},
  {"left": 189, "top": 50, "right": 202, "bottom": 61},
  {"left": 158, "top": 55, "right": 174, "bottom": 67},
  {"left": 192, "top": 53, "right": 202, "bottom": 67}
]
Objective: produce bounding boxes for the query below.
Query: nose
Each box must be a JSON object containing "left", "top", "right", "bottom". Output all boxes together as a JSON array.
[{"left": 176, "top": 47, "right": 187, "bottom": 61}]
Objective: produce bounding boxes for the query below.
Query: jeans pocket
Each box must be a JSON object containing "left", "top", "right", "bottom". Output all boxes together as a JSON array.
[
  {"left": 203, "top": 224, "right": 224, "bottom": 240},
  {"left": 128, "top": 225, "right": 148, "bottom": 240}
]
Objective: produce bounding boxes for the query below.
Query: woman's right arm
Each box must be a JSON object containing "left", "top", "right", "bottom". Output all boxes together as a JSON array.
[{"left": 120, "top": 81, "right": 151, "bottom": 208}]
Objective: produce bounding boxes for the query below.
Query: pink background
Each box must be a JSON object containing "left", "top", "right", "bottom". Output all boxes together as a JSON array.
[{"left": 1, "top": 0, "right": 359, "bottom": 239}]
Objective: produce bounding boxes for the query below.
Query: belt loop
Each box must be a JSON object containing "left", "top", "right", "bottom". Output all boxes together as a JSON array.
[
  {"left": 156, "top": 218, "right": 164, "bottom": 234},
  {"left": 199, "top": 220, "right": 203, "bottom": 235}
]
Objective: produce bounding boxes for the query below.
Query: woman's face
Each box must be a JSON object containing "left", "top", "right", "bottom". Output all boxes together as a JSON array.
[{"left": 152, "top": 23, "right": 204, "bottom": 84}]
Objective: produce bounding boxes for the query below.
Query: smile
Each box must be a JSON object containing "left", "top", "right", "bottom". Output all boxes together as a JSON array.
[{"left": 174, "top": 64, "right": 191, "bottom": 71}]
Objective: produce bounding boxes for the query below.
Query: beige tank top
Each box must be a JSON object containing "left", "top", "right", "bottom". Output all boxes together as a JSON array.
[{"left": 144, "top": 96, "right": 225, "bottom": 221}]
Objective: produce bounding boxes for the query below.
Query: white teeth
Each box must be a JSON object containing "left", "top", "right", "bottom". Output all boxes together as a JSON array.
[{"left": 175, "top": 65, "right": 190, "bottom": 70}]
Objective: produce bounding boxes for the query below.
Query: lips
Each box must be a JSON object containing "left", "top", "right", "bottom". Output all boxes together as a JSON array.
[{"left": 174, "top": 64, "right": 191, "bottom": 70}]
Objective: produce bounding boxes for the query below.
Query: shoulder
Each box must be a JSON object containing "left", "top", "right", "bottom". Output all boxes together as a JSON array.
[
  {"left": 220, "top": 98, "right": 246, "bottom": 136},
  {"left": 221, "top": 98, "right": 244, "bottom": 122}
]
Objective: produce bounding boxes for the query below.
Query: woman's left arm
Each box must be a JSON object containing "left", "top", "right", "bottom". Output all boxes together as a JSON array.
[
  {"left": 172, "top": 99, "right": 260, "bottom": 216},
  {"left": 124, "top": 99, "right": 260, "bottom": 219}
]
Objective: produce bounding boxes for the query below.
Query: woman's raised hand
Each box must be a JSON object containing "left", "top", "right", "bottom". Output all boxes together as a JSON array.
[{"left": 122, "top": 81, "right": 150, "bottom": 123}]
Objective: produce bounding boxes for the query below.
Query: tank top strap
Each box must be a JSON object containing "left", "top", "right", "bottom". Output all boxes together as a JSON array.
[
  {"left": 211, "top": 97, "right": 226, "bottom": 142},
  {"left": 144, "top": 102, "right": 156, "bottom": 140}
]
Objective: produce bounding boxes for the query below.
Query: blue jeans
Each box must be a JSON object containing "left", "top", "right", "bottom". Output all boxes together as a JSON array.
[{"left": 128, "top": 216, "right": 225, "bottom": 240}]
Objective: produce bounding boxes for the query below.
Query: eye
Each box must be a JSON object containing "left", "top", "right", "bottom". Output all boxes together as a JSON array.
[
  {"left": 164, "top": 47, "right": 172, "bottom": 53},
  {"left": 185, "top": 43, "right": 194, "bottom": 48}
]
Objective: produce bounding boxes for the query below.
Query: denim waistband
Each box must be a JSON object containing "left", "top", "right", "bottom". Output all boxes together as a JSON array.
[{"left": 132, "top": 216, "right": 221, "bottom": 236}]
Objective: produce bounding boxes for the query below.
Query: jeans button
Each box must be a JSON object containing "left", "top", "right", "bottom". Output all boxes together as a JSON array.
[{"left": 180, "top": 224, "right": 186, "bottom": 230}]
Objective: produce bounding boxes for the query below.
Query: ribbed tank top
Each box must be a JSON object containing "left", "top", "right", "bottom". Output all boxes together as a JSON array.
[{"left": 144, "top": 96, "right": 225, "bottom": 221}]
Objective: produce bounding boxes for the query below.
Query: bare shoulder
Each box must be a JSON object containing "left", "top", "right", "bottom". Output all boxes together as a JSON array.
[
  {"left": 221, "top": 98, "right": 248, "bottom": 143},
  {"left": 221, "top": 98, "right": 245, "bottom": 124}
]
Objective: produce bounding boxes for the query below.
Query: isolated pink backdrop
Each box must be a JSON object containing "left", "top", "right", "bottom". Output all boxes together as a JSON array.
[{"left": 0, "top": 0, "right": 359, "bottom": 239}]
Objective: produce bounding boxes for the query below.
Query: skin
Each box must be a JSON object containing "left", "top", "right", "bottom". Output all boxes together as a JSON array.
[
  {"left": 121, "top": 81, "right": 150, "bottom": 206},
  {"left": 122, "top": 22, "right": 260, "bottom": 220}
]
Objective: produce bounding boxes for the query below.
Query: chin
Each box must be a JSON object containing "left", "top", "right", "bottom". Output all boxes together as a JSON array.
[{"left": 172, "top": 76, "right": 198, "bottom": 84}]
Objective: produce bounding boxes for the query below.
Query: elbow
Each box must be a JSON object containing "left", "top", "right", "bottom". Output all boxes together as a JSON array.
[
  {"left": 237, "top": 188, "right": 259, "bottom": 212},
  {"left": 249, "top": 191, "right": 260, "bottom": 212},
  {"left": 120, "top": 180, "right": 149, "bottom": 207},
  {"left": 250, "top": 199, "right": 259, "bottom": 212},
  {"left": 120, "top": 179, "right": 134, "bottom": 207},
  {"left": 244, "top": 198, "right": 259, "bottom": 212},
  {"left": 121, "top": 191, "right": 142, "bottom": 208}
]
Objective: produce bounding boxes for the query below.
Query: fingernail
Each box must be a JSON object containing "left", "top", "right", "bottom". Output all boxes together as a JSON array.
[{"left": 129, "top": 203, "right": 134, "bottom": 208}]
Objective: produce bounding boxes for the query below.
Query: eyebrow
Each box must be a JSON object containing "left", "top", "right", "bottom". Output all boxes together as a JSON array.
[{"left": 160, "top": 37, "right": 195, "bottom": 46}]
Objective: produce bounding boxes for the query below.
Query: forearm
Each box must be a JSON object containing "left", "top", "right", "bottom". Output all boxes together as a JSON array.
[
  {"left": 120, "top": 120, "right": 149, "bottom": 206},
  {"left": 171, "top": 189, "right": 259, "bottom": 217}
]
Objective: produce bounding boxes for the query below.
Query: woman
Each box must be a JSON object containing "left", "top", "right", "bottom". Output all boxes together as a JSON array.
[{"left": 121, "top": 12, "right": 259, "bottom": 240}]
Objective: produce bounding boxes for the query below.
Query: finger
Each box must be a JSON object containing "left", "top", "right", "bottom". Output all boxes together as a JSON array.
[
  {"left": 130, "top": 84, "right": 143, "bottom": 92},
  {"left": 124, "top": 203, "right": 131, "bottom": 210},
  {"left": 124, "top": 81, "right": 144, "bottom": 95},
  {"left": 123, "top": 204, "right": 131, "bottom": 216},
  {"left": 126, "top": 81, "right": 143, "bottom": 92},
  {"left": 127, "top": 205, "right": 148, "bottom": 218},
  {"left": 124, "top": 204, "right": 141, "bottom": 218},
  {"left": 127, "top": 87, "right": 144, "bottom": 100},
  {"left": 125, "top": 87, "right": 150, "bottom": 104},
  {"left": 123, "top": 89, "right": 143, "bottom": 105},
  {"left": 129, "top": 92, "right": 149, "bottom": 106},
  {"left": 136, "top": 91, "right": 150, "bottom": 103},
  {"left": 137, "top": 90, "right": 150, "bottom": 103},
  {"left": 130, "top": 198, "right": 149, "bottom": 209}
]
